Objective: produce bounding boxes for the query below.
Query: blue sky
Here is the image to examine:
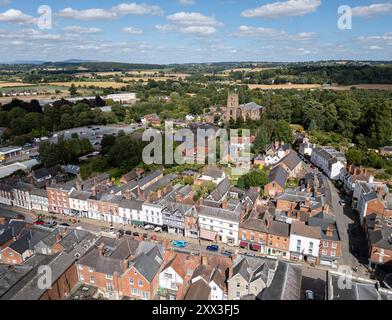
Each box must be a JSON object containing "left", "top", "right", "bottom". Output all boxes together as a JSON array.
[{"left": 0, "top": 0, "right": 391, "bottom": 63}]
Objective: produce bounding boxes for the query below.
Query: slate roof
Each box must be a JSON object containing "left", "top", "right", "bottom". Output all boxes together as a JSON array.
[
  {"left": 268, "top": 166, "right": 289, "bottom": 188},
  {"left": 290, "top": 222, "right": 321, "bottom": 239},
  {"left": 281, "top": 151, "right": 302, "bottom": 171},
  {"left": 131, "top": 245, "right": 163, "bottom": 282},
  {"left": 119, "top": 199, "right": 143, "bottom": 211},
  {"left": 184, "top": 278, "right": 211, "bottom": 300},
  {"left": 231, "top": 256, "right": 275, "bottom": 285},
  {"left": 258, "top": 262, "right": 302, "bottom": 300},
  {"left": 202, "top": 166, "right": 224, "bottom": 179},
  {"left": 268, "top": 221, "right": 290, "bottom": 237},
  {"left": 308, "top": 217, "right": 340, "bottom": 241},
  {"left": 209, "top": 177, "right": 230, "bottom": 202},
  {"left": 8, "top": 229, "right": 50, "bottom": 254},
  {"left": 33, "top": 167, "right": 51, "bottom": 180},
  {"left": 197, "top": 205, "right": 241, "bottom": 223}
]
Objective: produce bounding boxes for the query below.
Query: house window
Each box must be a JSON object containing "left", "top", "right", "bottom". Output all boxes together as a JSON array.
[
  {"left": 138, "top": 279, "right": 143, "bottom": 287},
  {"left": 322, "top": 249, "right": 327, "bottom": 256},
  {"left": 332, "top": 242, "right": 337, "bottom": 249},
  {"left": 323, "top": 241, "right": 329, "bottom": 248},
  {"left": 105, "top": 274, "right": 113, "bottom": 280},
  {"left": 106, "top": 283, "right": 114, "bottom": 292},
  {"left": 250, "top": 235, "right": 255, "bottom": 242},
  {"left": 164, "top": 273, "right": 172, "bottom": 280},
  {"left": 236, "top": 292, "right": 240, "bottom": 298},
  {"left": 130, "top": 278, "right": 134, "bottom": 285},
  {"left": 90, "top": 276, "right": 95, "bottom": 284},
  {"left": 236, "top": 282, "right": 240, "bottom": 288},
  {"left": 88, "top": 267, "right": 94, "bottom": 272},
  {"left": 132, "top": 288, "right": 139, "bottom": 296},
  {"left": 142, "top": 291, "right": 149, "bottom": 299},
  {"left": 331, "top": 250, "right": 336, "bottom": 257}
]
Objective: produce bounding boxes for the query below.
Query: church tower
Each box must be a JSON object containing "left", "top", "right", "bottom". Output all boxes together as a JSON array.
[{"left": 226, "top": 89, "right": 239, "bottom": 122}]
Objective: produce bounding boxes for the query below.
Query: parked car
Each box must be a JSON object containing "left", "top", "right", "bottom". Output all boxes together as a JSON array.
[
  {"left": 59, "top": 223, "right": 70, "bottom": 227},
  {"left": 144, "top": 225, "right": 152, "bottom": 230},
  {"left": 142, "top": 233, "right": 148, "bottom": 239},
  {"left": 206, "top": 245, "right": 219, "bottom": 252},
  {"left": 150, "top": 235, "right": 157, "bottom": 241},
  {"left": 221, "top": 250, "right": 234, "bottom": 257},
  {"left": 133, "top": 232, "right": 139, "bottom": 237},
  {"left": 34, "top": 220, "right": 45, "bottom": 225},
  {"left": 305, "top": 290, "right": 315, "bottom": 300},
  {"left": 125, "top": 230, "right": 133, "bottom": 236},
  {"left": 172, "top": 240, "right": 188, "bottom": 248},
  {"left": 118, "top": 229, "right": 124, "bottom": 236},
  {"left": 339, "top": 200, "right": 346, "bottom": 206},
  {"left": 154, "top": 227, "right": 162, "bottom": 232}
]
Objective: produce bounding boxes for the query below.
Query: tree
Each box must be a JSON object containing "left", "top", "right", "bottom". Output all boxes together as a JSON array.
[
  {"left": 346, "top": 148, "right": 365, "bottom": 166},
  {"left": 69, "top": 84, "right": 78, "bottom": 96},
  {"left": 237, "top": 169, "right": 268, "bottom": 190},
  {"left": 101, "top": 134, "right": 117, "bottom": 155},
  {"left": 271, "top": 120, "right": 293, "bottom": 143},
  {"left": 253, "top": 127, "right": 269, "bottom": 154}
]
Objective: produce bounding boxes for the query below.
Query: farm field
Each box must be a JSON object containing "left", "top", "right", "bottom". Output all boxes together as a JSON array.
[
  {"left": 0, "top": 81, "right": 34, "bottom": 88},
  {"left": 247, "top": 83, "right": 392, "bottom": 90}
]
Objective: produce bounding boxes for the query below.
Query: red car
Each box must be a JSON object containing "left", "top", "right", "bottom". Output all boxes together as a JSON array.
[
  {"left": 34, "top": 220, "right": 45, "bottom": 225},
  {"left": 150, "top": 235, "right": 157, "bottom": 241}
]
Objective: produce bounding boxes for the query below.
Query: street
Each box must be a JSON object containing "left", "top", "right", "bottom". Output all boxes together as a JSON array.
[{"left": 323, "top": 176, "right": 370, "bottom": 278}]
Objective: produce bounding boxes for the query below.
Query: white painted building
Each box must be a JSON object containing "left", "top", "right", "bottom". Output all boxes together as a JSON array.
[
  {"left": 159, "top": 262, "right": 185, "bottom": 293},
  {"left": 289, "top": 222, "right": 321, "bottom": 264},
  {"left": 311, "top": 146, "right": 346, "bottom": 180},
  {"left": 69, "top": 190, "right": 91, "bottom": 217},
  {"left": 105, "top": 93, "right": 137, "bottom": 104},
  {"left": 118, "top": 199, "right": 143, "bottom": 225},
  {"left": 299, "top": 142, "right": 315, "bottom": 157},
  {"left": 0, "top": 183, "right": 13, "bottom": 206},
  {"left": 12, "top": 183, "right": 32, "bottom": 210},
  {"left": 30, "top": 188, "right": 49, "bottom": 212},
  {"left": 141, "top": 203, "right": 164, "bottom": 226},
  {"left": 197, "top": 205, "right": 240, "bottom": 246},
  {"left": 264, "top": 154, "right": 282, "bottom": 166}
]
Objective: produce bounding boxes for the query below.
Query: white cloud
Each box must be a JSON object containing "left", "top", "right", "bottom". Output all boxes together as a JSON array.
[
  {"left": 232, "top": 25, "right": 286, "bottom": 37},
  {"left": 62, "top": 26, "right": 102, "bottom": 34},
  {"left": 155, "top": 24, "right": 176, "bottom": 32},
  {"left": 181, "top": 26, "right": 216, "bottom": 35},
  {"left": 241, "top": 0, "right": 321, "bottom": 18},
  {"left": 123, "top": 26, "right": 144, "bottom": 34},
  {"left": 59, "top": 8, "right": 117, "bottom": 20},
  {"left": 352, "top": 3, "right": 392, "bottom": 17},
  {"left": 112, "top": 3, "right": 163, "bottom": 16},
  {"left": 167, "top": 12, "right": 223, "bottom": 27},
  {"left": 0, "top": 8, "right": 35, "bottom": 24},
  {"left": 232, "top": 25, "right": 316, "bottom": 41},
  {"left": 59, "top": 3, "right": 164, "bottom": 20},
  {"left": 178, "top": 0, "right": 196, "bottom": 5},
  {"left": 369, "top": 45, "right": 383, "bottom": 50}
]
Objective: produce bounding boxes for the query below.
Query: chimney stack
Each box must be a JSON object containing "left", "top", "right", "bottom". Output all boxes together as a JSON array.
[
  {"left": 201, "top": 256, "right": 208, "bottom": 266},
  {"left": 98, "top": 242, "right": 105, "bottom": 256},
  {"left": 221, "top": 198, "right": 228, "bottom": 209},
  {"left": 326, "top": 225, "right": 334, "bottom": 237}
]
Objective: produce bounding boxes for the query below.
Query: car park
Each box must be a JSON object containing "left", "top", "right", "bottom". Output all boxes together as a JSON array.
[
  {"left": 206, "top": 245, "right": 219, "bottom": 252},
  {"left": 172, "top": 240, "right": 188, "bottom": 248}
]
